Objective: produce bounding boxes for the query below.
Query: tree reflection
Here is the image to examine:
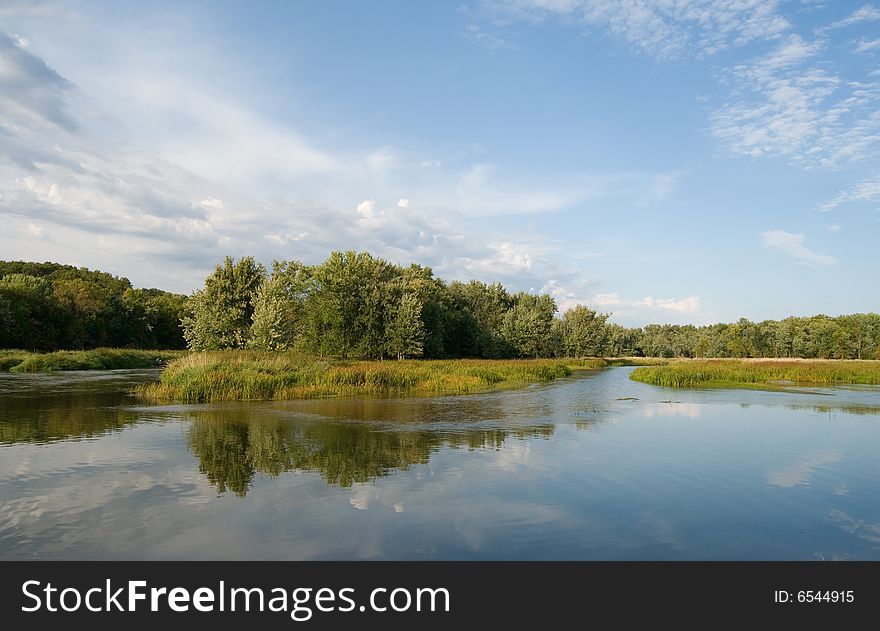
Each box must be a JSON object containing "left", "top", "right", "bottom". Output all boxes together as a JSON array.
[
  {"left": 0, "top": 385, "right": 141, "bottom": 444},
  {"left": 185, "top": 410, "right": 554, "bottom": 496}
]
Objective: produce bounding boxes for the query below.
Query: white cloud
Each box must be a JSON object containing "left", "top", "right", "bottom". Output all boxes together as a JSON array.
[
  {"left": 436, "top": 163, "right": 678, "bottom": 217},
  {"left": 644, "top": 171, "right": 683, "bottom": 203},
  {"left": 464, "top": 23, "right": 510, "bottom": 51},
  {"left": 396, "top": 198, "right": 409, "bottom": 208},
  {"left": 825, "top": 4, "right": 880, "bottom": 30},
  {"left": 592, "top": 292, "right": 621, "bottom": 307},
  {"left": 825, "top": 223, "right": 842, "bottom": 232},
  {"left": 633, "top": 295, "right": 701, "bottom": 314},
  {"left": 265, "top": 231, "right": 309, "bottom": 245},
  {"left": 0, "top": 5, "right": 701, "bottom": 304},
  {"left": 760, "top": 230, "right": 837, "bottom": 265},
  {"left": 488, "top": 0, "right": 790, "bottom": 59},
  {"left": 710, "top": 35, "right": 880, "bottom": 168},
  {"left": 449, "top": 163, "right": 582, "bottom": 215},
  {"left": 854, "top": 38, "right": 880, "bottom": 54},
  {"left": 481, "top": 1, "right": 880, "bottom": 175},
  {"left": 817, "top": 175, "right": 880, "bottom": 211},
  {"left": 198, "top": 197, "right": 224, "bottom": 209},
  {"left": 355, "top": 199, "right": 376, "bottom": 217},
  {"left": 458, "top": 241, "right": 535, "bottom": 275},
  {"left": 540, "top": 283, "right": 707, "bottom": 325}
]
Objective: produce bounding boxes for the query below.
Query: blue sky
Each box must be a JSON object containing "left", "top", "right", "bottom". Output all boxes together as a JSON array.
[{"left": 1, "top": 1, "right": 878, "bottom": 325}]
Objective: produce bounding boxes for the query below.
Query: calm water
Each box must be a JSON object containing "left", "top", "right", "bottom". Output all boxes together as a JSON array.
[{"left": 1, "top": 367, "right": 879, "bottom": 560}]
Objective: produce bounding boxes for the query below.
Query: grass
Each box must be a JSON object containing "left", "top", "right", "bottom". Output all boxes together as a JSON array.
[
  {"left": 1, "top": 348, "right": 186, "bottom": 372},
  {"left": 0, "top": 350, "right": 32, "bottom": 371},
  {"left": 136, "top": 351, "right": 619, "bottom": 402},
  {"left": 630, "top": 358, "right": 880, "bottom": 390}
]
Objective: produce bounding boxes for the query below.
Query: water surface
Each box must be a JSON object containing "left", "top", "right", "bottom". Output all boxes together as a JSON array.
[{"left": 1, "top": 367, "right": 878, "bottom": 560}]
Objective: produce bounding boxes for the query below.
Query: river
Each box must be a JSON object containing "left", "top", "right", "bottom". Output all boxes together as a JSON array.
[{"left": 1, "top": 367, "right": 878, "bottom": 560}]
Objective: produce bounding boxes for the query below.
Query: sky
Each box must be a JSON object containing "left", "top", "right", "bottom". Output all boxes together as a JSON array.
[{"left": 0, "top": 0, "right": 878, "bottom": 326}]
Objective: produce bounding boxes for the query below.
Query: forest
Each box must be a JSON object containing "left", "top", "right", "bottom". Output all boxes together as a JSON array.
[
  {"left": 0, "top": 261, "right": 187, "bottom": 350},
  {"left": 2, "top": 253, "right": 879, "bottom": 360}
]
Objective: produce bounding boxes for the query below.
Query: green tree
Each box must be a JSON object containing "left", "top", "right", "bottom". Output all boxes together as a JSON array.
[
  {"left": 387, "top": 292, "right": 426, "bottom": 359},
  {"left": 182, "top": 256, "right": 265, "bottom": 350},
  {"left": 561, "top": 305, "right": 610, "bottom": 357},
  {"left": 248, "top": 261, "right": 311, "bottom": 351},
  {"left": 0, "top": 274, "right": 60, "bottom": 350},
  {"left": 500, "top": 293, "right": 557, "bottom": 358},
  {"left": 249, "top": 272, "right": 296, "bottom": 350}
]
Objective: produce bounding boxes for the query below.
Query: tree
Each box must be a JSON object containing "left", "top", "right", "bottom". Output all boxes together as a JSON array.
[
  {"left": 0, "top": 262, "right": 186, "bottom": 350},
  {"left": 561, "top": 305, "right": 610, "bottom": 357},
  {"left": 500, "top": 293, "right": 557, "bottom": 358},
  {"left": 387, "top": 292, "right": 425, "bottom": 359},
  {"left": 249, "top": 272, "right": 296, "bottom": 350},
  {"left": 182, "top": 256, "right": 265, "bottom": 350},
  {"left": 0, "top": 274, "right": 60, "bottom": 350}
]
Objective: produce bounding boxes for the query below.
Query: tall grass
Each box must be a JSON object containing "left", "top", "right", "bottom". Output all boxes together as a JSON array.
[
  {"left": 0, "top": 350, "right": 31, "bottom": 371},
  {"left": 3, "top": 348, "right": 185, "bottom": 372},
  {"left": 137, "top": 351, "right": 612, "bottom": 402},
  {"left": 630, "top": 358, "right": 880, "bottom": 389}
]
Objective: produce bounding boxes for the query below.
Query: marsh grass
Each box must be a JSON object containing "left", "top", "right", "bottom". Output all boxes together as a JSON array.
[
  {"left": 0, "top": 350, "right": 32, "bottom": 371},
  {"left": 136, "top": 351, "right": 617, "bottom": 402},
  {"left": 630, "top": 358, "right": 880, "bottom": 390},
  {"left": 2, "top": 348, "right": 185, "bottom": 372}
]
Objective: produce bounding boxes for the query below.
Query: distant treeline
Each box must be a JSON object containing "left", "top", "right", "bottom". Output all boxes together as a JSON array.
[
  {"left": 0, "top": 261, "right": 187, "bottom": 350},
  {"left": 181, "top": 252, "right": 880, "bottom": 360},
  {"left": 3, "top": 255, "right": 878, "bottom": 359}
]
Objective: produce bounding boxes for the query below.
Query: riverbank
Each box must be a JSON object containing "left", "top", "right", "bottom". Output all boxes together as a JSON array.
[
  {"left": 630, "top": 358, "right": 880, "bottom": 390},
  {"left": 135, "top": 351, "right": 648, "bottom": 402},
  {"left": 0, "top": 348, "right": 185, "bottom": 372}
]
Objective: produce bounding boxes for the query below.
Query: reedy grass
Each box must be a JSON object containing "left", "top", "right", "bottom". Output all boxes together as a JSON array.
[
  {"left": 630, "top": 358, "right": 880, "bottom": 390},
  {"left": 2, "top": 348, "right": 185, "bottom": 372},
  {"left": 0, "top": 350, "right": 31, "bottom": 371},
  {"left": 136, "top": 351, "right": 616, "bottom": 402}
]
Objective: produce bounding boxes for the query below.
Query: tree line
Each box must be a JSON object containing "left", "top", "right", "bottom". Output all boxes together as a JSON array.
[
  {"left": 2, "top": 254, "right": 878, "bottom": 359},
  {"left": 181, "top": 252, "right": 880, "bottom": 360},
  {"left": 0, "top": 261, "right": 187, "bottom": 350}
]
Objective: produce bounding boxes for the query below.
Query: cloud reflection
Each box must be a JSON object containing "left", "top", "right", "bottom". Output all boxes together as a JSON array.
[{"left": 767, "top": 451, "right": 842, "bottom": 488}]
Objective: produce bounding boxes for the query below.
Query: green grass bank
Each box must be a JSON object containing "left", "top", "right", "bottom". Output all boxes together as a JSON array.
[
  {"left": 135, "top": 351, "right": 636, "bottom": 402},
  {"left": 630, "top": 358, "right": 880, "bottom": 390},
  {"left": 0, "top": 348, "right": 185, "bottom": 372}
]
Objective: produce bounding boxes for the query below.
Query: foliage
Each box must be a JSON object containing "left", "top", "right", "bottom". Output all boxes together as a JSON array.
[
  {"left": 558, "top": 305, "right": 610, "bottom": 357},
  {"left": 633, "top": 314, "right": 880, "bottom": 360},
  {"left": 501, "top": 293, "right": 557, "bottom": 358},
  {"left": 181, "top": 256, "right": 265, "bottom": 350},
  {"left": 6, "top": 255, "right": 880, "bottom": 365},
  {"left": 179, "top": 252, "right": 880, "bottom": 363},
  {"left": 387, "top": 292, "right": 426, "bottom": 359},
  {"left": 248, "top": 265, "right": 301, "bottom": 350},
  {"left": 0, "top": 261, "right": 186, "bottom": 350}
]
